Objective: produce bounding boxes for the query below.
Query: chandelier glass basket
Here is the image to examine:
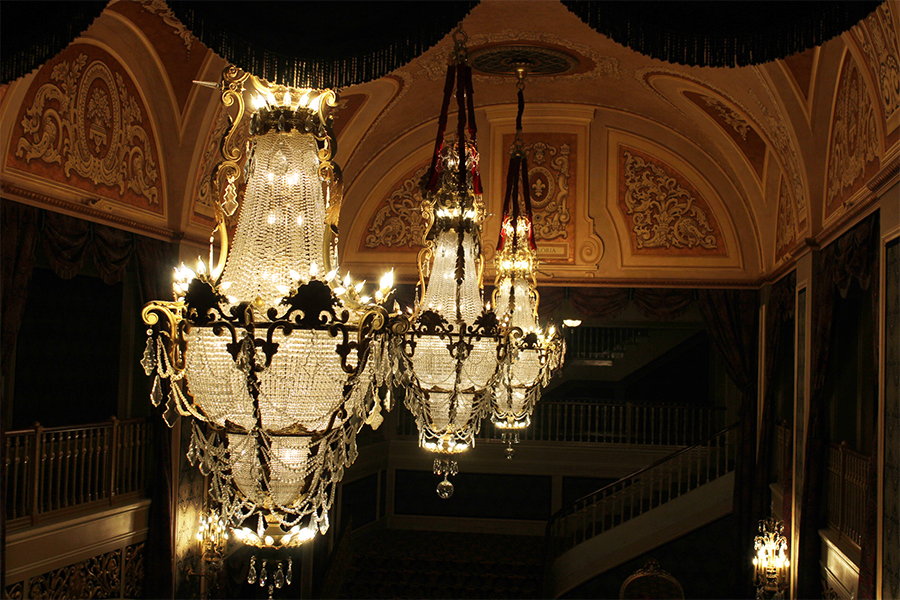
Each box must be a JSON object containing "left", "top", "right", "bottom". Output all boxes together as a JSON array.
[
  {"left": 490, "top": 92, "right": 565, "bottom": 436},
  {"left": 400, "top": 31, "right": 514, "bottom": 495},
  {"left": 141, "top": 65, "right": 407, "bottom": 544}
]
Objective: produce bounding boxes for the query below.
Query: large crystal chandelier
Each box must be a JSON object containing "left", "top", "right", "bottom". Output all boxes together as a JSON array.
[
  {"left": 141, "top": 66, "right": 404, "bottom": 549},
  {"left": 402, "top": 30, "right": 510, "bottom": 498},
  {"left": 491, "top": 70, "right": 565, "bottom": 458}
]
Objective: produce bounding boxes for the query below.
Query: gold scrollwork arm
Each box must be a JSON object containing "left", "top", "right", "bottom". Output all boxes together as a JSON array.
[
  {"left": 142, "top": 301, "right": 186, "bottom": 372},
  {"left": 416, "top": 245, "right": 435, "bottom": 312}
]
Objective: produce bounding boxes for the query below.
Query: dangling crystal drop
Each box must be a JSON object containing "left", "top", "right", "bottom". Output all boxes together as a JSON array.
[
  {"left": 162, "top": 399, "right": 178, "bottom": 427},
  {"left": 141, "top": 336, "right": 156, "bottom": 375},
  {"left": 186, "top": 438, "right": 198, "bottom": 467},
  {"left": 150, "top": 375, "right": 163, "bottom": 406},
  {"left": 286, "top": 558, "right": 293, "bottom": 585},
  {"left": 268, "top": 584, "right": 274, "bottom": 600},
  {"left": 505, "top": 443, "right": 515, "bottom": 460},
  {"left": 198, "top": 456, "right": 210, "bottom": 476},
  {"left": 275, "top": 562, "right": 285, "bottom": 588},
  {"left": 247, "top": 556, "right": 257, "bottom": 584},
  {"left": 437, "top": 475, "right": 454, "bottom": 499},
  {"left": 259, "top": 560, "right": 268, "bottom": 587}
]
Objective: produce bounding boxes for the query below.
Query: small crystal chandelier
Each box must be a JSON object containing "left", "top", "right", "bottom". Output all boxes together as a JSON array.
[
  {"left": 752, "top": 517, "right": 790, "bottom": 599},
  {"left": 141, "top": 66, "right": 404, "bottom": 551},
  {"left": 402, "top": 29, "right": 510, "bottom": 498},
  {"left": 491, "top": 68, "right": 565, "bottom": 459}
]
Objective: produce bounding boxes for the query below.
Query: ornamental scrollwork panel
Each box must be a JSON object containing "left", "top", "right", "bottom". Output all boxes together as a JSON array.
[
  {"left": 140, "top": 0, "right": 194, "bottom": 51},
  {"left": 364, "top": 164, "right": 429, "bottom": 249},
  {"left": 618, "top": 146, "right": 722, "bottom": 254},
  {"left": 10, "top": 47, "right": 161, "bottom": 211},
  {"left": 20, "top": 548, "right": 122, "bottom": 599},
  {"left": 854, "top": 2, "right": 900, "bottom": 123},
  {"left": 703, "top": 95, "right": 750, "bottom": 140},
  {"left": 825, "top": 54, "right": 879, "bottom": 216},
  {"left": 775, "top": 177, "right": 797, "bottom": 261},
  {"left": 123, "top": 542, "right": 145, "bottom": 598},
  {"left": 521, "top": 139, "right": 572, "bottom": 242}
]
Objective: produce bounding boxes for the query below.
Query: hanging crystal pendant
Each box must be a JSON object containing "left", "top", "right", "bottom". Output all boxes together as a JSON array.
[
  {"left": 275, "top": 562, "right": 285, "bottom": 589},
  {"left": 286, "top": 558, "right": 293, "bottom": 585},
  {"left": 247, "top": 556, "right": 257, "bottom": 585}
]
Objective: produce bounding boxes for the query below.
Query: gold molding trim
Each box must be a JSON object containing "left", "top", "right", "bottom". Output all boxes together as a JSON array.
[{"left": 0, "top": 181, "right": 201, "bottom": 243}]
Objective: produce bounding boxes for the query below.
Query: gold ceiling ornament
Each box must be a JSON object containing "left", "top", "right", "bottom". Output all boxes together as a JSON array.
[
  {"left": 491, "top": 68, "right": 565, "bottom": 458},
  {"left": 752, "top": 517, "right": 790, "bottom": 599},
  {"left": 400, "top": 28, "right": 512, "bottom": 498},
  {"left": 140, "top": 65, "right": 407, "bottom": 564}
]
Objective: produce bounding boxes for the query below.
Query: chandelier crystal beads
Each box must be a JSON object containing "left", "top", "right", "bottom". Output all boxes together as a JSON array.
[
  {"left": 401, "top": 31, "right": 511, "bottom": 496},
  {"left": 490, "top": 71, "right": 564, "bottom": 457},
  {"left": 142, "top": 66, "right": 404, "bottom": 543}
]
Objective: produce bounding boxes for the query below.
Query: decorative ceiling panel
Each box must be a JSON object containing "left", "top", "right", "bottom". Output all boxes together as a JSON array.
[
  {"left": 6, "top": 44, "right": 164, "bottom": 215},
  {"left": 824, "top": 51, "right": 881, "bottom": 221}
]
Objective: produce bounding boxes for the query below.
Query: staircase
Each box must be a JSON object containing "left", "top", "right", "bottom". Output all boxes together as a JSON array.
[{"left": 544, "top": 423, "right": 738, "bottom": 597}]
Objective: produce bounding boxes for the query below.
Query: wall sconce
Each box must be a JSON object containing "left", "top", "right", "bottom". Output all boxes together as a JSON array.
[
  {"left": 197, "top": 510, "right": 227, "bottom": 558},
  {"left": 752, "top": 517, "right": 789, "bottom": 599}
]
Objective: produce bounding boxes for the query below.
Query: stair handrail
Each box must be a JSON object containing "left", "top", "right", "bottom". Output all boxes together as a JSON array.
[{"left": 546, "top": 420, "right": 739, "bottom": 528}]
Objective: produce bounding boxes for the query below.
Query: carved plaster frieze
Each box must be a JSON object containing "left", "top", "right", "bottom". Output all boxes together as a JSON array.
[
  {"left": 415, "top": 30, "right": 623, "bottom": 84},
  {"left": 619, "top": 147, "right": 720, "bottom": 253},
  {"left": 638, "top": 68, "right": 800, "bottom": 217},
  {"left": 853, "top": 2, "right": 900, "bottom": 125},
  {"left": 9, "top": 47, "right": 162, "bottom": 212},
  {"left": 703, "top": 95, "right": 750, "bottom": 140},
  {"left": 825, "top": 53, "right": 879, "bottom": 217},
  {"left": 140, "top": 0, "right": 194, "bottom": 51},
  {"left": 775, "top": 176, "right": 797, "bottom": 261},
  {"left": 363, "top": 163, "right": 429, "bottom": 249},
  {"left": 518, "top": 137, "right": 573, "bottom": 242},
  {"left": 748, "top": 69, "right": 808, "bottom": 225}
]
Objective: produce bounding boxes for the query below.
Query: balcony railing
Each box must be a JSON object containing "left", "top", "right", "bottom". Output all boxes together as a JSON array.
[
  {"left": 3, "top": 417, "right": 153, "bottom": 526},
  {"left": 398, "top": 401, "right": 723, "bottom": 447},
  {"left": 546, "top": 422, "right": 738, "bottom": 559},
  {"left": 826, "top": 441, "right": 869, "bottom": 548}
]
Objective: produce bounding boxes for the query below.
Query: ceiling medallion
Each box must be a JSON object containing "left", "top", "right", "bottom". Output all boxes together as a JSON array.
[{"left": 469, "top": 44, "right": 580, "bottom": 76}]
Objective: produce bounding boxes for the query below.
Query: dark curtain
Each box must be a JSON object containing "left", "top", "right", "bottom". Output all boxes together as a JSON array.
[
  {"left": 560, "top": 1, "right": 881, "bottom": 68},
  {"left": 569, "top": 287, "right": 630, "bottom": 319},
  {"left": 0, "top": 1, "right": 108, "bottom": 85},
  {"left": 754, "top": 272, "right": 796, "bottom": 522},
  {"left": 798, "top": 212, "right": 879, "bottom": 600},
  {"left": 169, "top": 1, "right": 478, "bottom": 88},
  {"left": 697, "top": 288, "right": 759, "bottom": 598},
  {"left": 0, "top": 199, "right": 176, "bottom": 598},
  {"left": 632, "top": 288, "right": 695, "bottom": 321},
  {"left": 0, "top": 201, "right": 40, "bottom": 384},
  {"left": 537, "top": 287, "right": 697, "bottom": 323}
]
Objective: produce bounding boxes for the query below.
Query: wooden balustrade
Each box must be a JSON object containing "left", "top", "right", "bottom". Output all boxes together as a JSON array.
[
  {"left": 397, "top": 401, "right": 723, "bottom": 447},
  {"left": 546, "top": 423, "right": 738, "bottom": 559},
  {"left": 826, "top": 441, "right": 868, "bottom": 548},
  {"left": 3, "top": 418, "right": 153, "bottom": 525}
]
